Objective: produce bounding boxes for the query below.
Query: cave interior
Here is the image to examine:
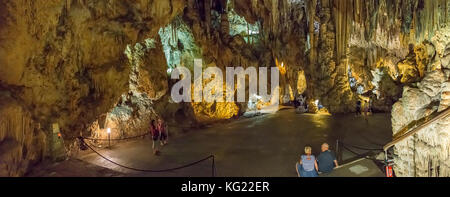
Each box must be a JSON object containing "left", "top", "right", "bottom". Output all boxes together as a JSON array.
[{"left": 0, "top": 0, "right": 449, "bottom": 177}]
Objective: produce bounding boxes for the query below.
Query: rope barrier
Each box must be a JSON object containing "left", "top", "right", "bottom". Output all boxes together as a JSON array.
[
  {"left": 83, "top": 133, "right": 150, "bottom": 141},
  {"left": 341, "top": 144, "right": 384, "bottom": 162},
  {"left": 340, "top": 141, "right": 383, "bottom": 151},
  {"left": 81, "top": 137, "right": 216, "bottom": 177}
]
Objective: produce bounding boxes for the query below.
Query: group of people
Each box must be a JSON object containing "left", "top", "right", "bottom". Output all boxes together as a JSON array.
[
  {"left": 355, "top": 100, "right": 372, "bottom": 117},
  {"left": 296, "top": 143, "right": 339, "bottom": 177},
  {"left": 149, "top": 119, "right": 168, "bottom": 155},
  {"left": 294, "top": 95, "right": 308, "bottom": 114}
]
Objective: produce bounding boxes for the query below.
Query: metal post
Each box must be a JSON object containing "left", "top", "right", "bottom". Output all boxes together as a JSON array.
[
  {"left": 212, "top": 156, "right": 215, "bottom": 177},
  {"left": 336, "top": 139, "right": 340, "bottom": 163},
  {"left": 107, "top": 128, "right": 111, "bottom": 149},
  {"left": 384, "top": 149, "right": 389, "bottom": 177},
  {"left": 384, "top": 150, "right": 388, "bottom": 161}
]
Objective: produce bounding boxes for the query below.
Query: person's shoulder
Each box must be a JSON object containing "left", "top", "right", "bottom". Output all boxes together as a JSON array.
[{"left": 317, "top": 152, "right": 324, "bottom": 158}]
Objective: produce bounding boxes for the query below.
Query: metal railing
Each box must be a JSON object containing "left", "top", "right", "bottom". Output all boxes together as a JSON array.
[{"left": 383, "top": 107, "right": 450, "bottom": 152}]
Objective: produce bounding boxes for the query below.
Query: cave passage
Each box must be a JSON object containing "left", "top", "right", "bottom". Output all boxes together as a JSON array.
[
  {"left": 56, "top": 109, "right": 392, "bottom": 177},
  {"left": 1, "top": 0, "right": 449, "bottom": 178}
]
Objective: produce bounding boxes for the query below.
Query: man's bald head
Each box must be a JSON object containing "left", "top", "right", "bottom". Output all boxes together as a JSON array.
[{"left": 321, "top": 143, "right": 329, "bottom": 152}]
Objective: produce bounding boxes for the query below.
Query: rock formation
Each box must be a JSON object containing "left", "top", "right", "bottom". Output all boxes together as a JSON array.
[
  {"left": 391, "top": 27, "right": 450, "bottom": 177},
  {"left": 0, "top": 0, "right": 186, "bottom": 176}
]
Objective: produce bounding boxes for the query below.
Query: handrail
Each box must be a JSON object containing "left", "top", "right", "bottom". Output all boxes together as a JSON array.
[{"left": 383, "top": 107, "right": 450, "bottom": 151}]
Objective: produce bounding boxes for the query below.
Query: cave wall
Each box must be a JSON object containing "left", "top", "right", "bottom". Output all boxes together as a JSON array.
[
  {"left": 391, "top": 27, "right": 450, "bottom": 177},
  {"left": 232, "top": 0, "right": 449, "bottom": 113},
  {"left": 0, "top": 0, "right": 186, "bottom": 176}
]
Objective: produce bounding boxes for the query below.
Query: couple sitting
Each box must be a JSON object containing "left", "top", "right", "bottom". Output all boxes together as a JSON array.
[{"left": 296, "top": 143, "right": 339, "bottom": 177}]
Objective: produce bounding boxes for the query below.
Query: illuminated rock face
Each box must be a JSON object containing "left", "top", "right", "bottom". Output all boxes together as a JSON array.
[
  {"left": 191, "top": 101, "right": 240, "bottom": 123},
  {"left": 391, "top": 28, "right": 450, "bottom": 177},
  {"left": 230, "top": 0, "right": 449, "bottom": 113}
]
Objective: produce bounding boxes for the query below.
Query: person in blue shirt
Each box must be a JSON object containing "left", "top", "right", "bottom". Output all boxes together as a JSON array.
[
  {"left": 296, "top": 146, "right": 319, "bottom": 177},
  {"left": 317, "top": 143, "right": 339, "bottom": 173}
]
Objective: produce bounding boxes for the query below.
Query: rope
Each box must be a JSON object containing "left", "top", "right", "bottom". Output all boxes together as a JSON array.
[
  {"left": 81, "top": 138, "right": 216, "bottom": 176},
  {"left": 341, "top": 144, "right": 384, "bottom": 162},
  {"left": 340, "top": 141, "right": 383, "bottom": 151},
  {"left": 83, "top": 133, "right": 150, "bottom": 141}
]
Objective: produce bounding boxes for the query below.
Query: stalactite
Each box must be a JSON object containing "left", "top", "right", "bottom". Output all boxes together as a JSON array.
[
  {"left": 0, "top": 97, "right": 47, "bottom": 176},
  {"left": 334, "top": 0, "right": 353, "bottom": 63},
  {"left": 205, "top": 0, "right": 211, "bottom": 40}
]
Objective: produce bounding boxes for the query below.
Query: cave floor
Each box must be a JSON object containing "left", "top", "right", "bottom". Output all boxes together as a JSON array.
[
  {"left": 26, "top": 158, "right": 125, "bottom": 177},
  {"left": 67, "top": 109, "right": 391, "bottom": 177}
]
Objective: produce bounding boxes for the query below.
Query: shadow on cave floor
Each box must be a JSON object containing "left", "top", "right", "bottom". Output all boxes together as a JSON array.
[
  {"left": 31, "top": 109, "right": 392, "bottom": 177},
  {"left": 26, "top": 158, "right": 125, "bottom": 177}
]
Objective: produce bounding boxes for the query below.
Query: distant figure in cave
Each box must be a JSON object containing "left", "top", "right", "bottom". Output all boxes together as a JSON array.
[
  {"left": 317, "top": 143, "right": 338, "bottom": 174},
  {"left": 150, "top": 119, "right": 160, "bottom": 155},
  {"left": 355, "top": 100, "right": 362, "bottom": 116},
  {"left": 362, "top": 101, "right": 371, "bottom": 124},
  {"left": 362, "top": 101, "right": 370, "bottom": 117},
  {"left": 295, "top": 95, "right": 308, "bottom": 114},
  {"left": 293, "top": 99, "right": 300, "bottom": 108},
  {"left": 296, "top": 146, "right": 319, "bottom": 177},
  {"left": 158, "top": 119, "right": 169, "bottom": 146}
]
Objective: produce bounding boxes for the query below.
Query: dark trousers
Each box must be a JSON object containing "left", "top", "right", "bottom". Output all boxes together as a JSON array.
[{"left": 160, "top": 132, "right": 167, "bottom": 141}]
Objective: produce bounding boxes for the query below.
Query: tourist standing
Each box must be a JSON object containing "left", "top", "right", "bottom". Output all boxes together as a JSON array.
[
  {"left": 158, "top": 119, "right": 168, "bottom": 146},
  {"left": 355, "top": 100, "right": 362, "bottom": 116},
  {"left": 364, "top": 101, "right": 370, "bottom": 116},
  {"left": 150, "top": 119, "right": 160, "bottom": 155}
]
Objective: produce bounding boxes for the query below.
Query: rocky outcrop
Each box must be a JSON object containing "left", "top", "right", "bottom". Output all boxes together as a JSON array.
[
  {"left": 0, "top": 94, "right": 47, "bottom": 176},
  {"left": 391, "top": 27, "right": 450, "bottom": 177},
  {"left": 0, "top": 0, "right": 186, "bottom": 175}
]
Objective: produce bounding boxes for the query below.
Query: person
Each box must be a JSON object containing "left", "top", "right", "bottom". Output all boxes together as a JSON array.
[
  {"left": 296, "top": 146, "right": 319, "bottom": 177},
  {"left": 362, "top": 101, "right": 370, "bottom": 124},
  {"left": 149, "top": 119, "right": 160, "bottom": 155},
  {"left": 369, "top": 98, "right": 374, "bottom": 114},
  {"left": 317, "top": 143, "right": 339, "bottom": 174},
  {"left": 158, "top": 119, "right": 168, "bottom": 146},
  {"left": 355, "top": 100, "right": 361, "bottom": 116},
  {"left": 364, "top": 101, "right": 370, "bottom": 116}
]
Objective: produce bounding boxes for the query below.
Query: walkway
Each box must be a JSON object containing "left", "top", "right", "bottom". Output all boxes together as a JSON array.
[{"left": 74, "top": 109, "right": 391, "bottom": 177}]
